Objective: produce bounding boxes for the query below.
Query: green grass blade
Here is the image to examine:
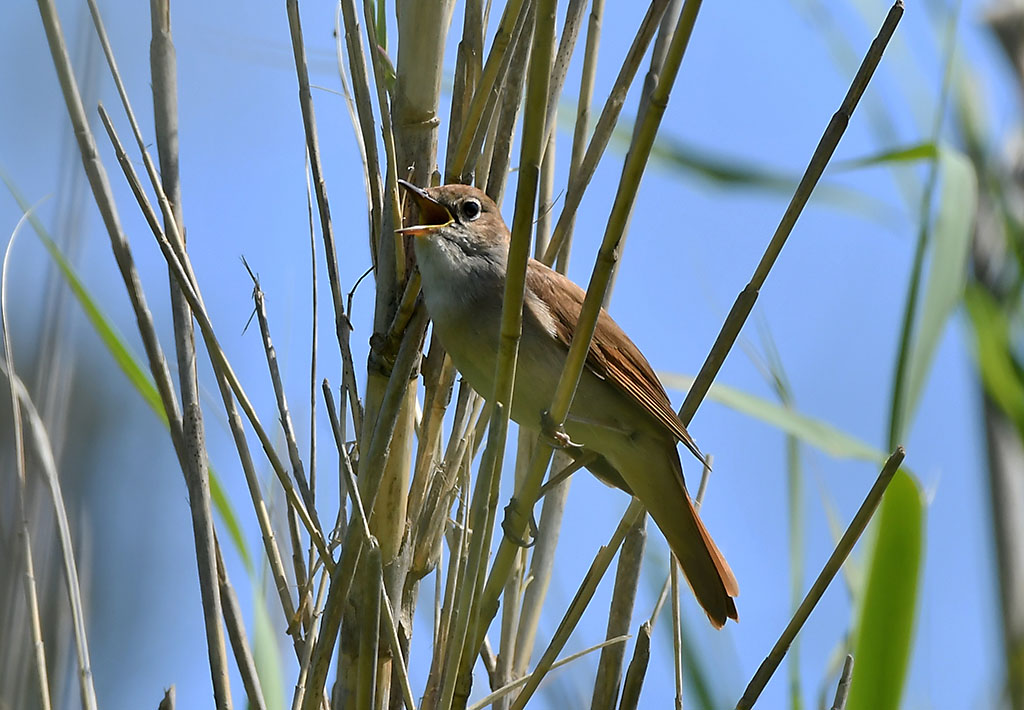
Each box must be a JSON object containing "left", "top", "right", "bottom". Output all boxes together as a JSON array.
[
  {"left": 659, "top": 372, "right": 886, "bottom": 462},
  {"left": 831, "top": 141, "right": 937, "bottom": 171},
  {"left": 965, "top": 285, "right": 1024, "bottom": 434},
  {"left": 252, "top": 587, "right": 285, "bottom": 710},
  {"left": 902, "top": 147, "right": 977, "bottom": 427},
  {"left": 2, "top": 169, "right": 253, "bottom": 573},
  {"left": 845, "top": 469, "right": 925, "bottom": 710}
]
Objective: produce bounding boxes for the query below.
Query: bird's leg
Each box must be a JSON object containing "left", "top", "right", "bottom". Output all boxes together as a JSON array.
[
  {"left": 501, "top": 497, "right": 539, "bottom": 548},
  {"left": 537, "top": 452, "right": 595, "bottom": 499}
]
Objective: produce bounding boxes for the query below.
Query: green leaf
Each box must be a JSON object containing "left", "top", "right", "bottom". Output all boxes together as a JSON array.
[
  {"left": 845, "top": 469, "right": 925, "bottom": 710},
  {"left": 831, "top": 141, "right": 937, "bottom": 171},
  {"left": 964, "top": 285, "right": 1024, "bottom": 435},
  {"left": 252, "top": 587, "right": 285, "bottom": 710},
  {"left": 659, "top": 372, "right": 886, "bottom": 463},
  {"left": 902, "top": 147, "right": 977, "bottom": 429},
  {"left": 1, "top": 168, "right": 253, "bottom": 572}
]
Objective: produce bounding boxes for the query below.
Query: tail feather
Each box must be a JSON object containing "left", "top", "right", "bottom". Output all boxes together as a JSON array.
[{"left": 653, "top": 490, "right": 738, "bottom": 628}]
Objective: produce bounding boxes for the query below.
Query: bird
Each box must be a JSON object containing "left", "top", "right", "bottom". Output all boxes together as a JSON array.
[{"left": 397, "top": 180, "right": 738, "bottom": 627}]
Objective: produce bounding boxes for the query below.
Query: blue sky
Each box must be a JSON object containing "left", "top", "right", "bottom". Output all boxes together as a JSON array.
[{"left": 1, "top": 0, "right": 1015, "bottom": 708}]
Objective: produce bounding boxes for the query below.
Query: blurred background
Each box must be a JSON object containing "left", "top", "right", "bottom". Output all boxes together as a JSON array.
[{"left": 1, "top": 0, "right": 1020, "bottom": 708}]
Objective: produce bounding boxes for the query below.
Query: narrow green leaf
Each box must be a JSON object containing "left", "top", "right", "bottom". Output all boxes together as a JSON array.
[
  {"left": 252, "top": 587, "right": 285, "bottom": 710},
  {"left": 845, "top": 469, "right": 925, "bottom": 710},
  {"left": 902, "top": 147, "right": 977, "bottom": 427},
  {"left": 965, "top": 285, "right": 1024, "bottom": 434},
  {"left": 659, "top": 372, "right": 886, "bottom": 463},
  {"left": 2, "top": 169, "right": 253, "bottom": 572},
  {"left": 831, "top": 141, "right": 937, "bottom": 171}
]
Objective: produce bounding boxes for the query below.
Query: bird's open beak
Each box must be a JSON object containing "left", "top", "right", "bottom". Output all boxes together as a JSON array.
[{"left": 396, "top": 179, "right": 453, "bottom": 236}]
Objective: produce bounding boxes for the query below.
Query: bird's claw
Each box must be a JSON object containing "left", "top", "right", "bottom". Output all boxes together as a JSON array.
[
  {"left": 540, "top": 411, "right": 583, "bottom": 450},
  {"left": 501, "top": 497, "right": 539, "bottom": 549}
]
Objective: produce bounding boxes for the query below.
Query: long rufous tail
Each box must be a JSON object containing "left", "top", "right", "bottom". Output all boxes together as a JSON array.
[{"left": 653, "top": 491, "right": 739, "bottom": 628}]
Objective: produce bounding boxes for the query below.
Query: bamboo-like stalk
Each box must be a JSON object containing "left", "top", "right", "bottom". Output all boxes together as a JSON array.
[
  {"left": 510, "top": 500, "right": 646, "bottom": 709},
  {"left": 590, "top": 515, "right": 646, "bottom": 709},
  {"left": 590, "top": 5, "right": 680, "bottom": 701},
  {"left": 540, "top": 0, "right": 671, "bottom": 266},
  {"left": 449, "top": 2, "right": 558, "bottom": 704},
  {"left": 472, "top": 0, "right": 706, "bottom": 667},
  {"left": 679, "top": 0, "right": 905, "bottom": 426},
  {"left": 215, "top": 541, "right": 268, "bottom": 710},
  {"left": 469, "top": 635, "right": 630, "bottom": 710},
  {"left": 605, "top": 0, "right": 681, "bottom": 297},
  {"left": 86, "top": 3, "right": 232, "bottom": 695},
  {"left": 669, "top": 563, "right": 684, "bottom": 710},
  {"left": 830, "top": 655, "right": 855, "bottom": 710},
  {"left": 287, "top": 0, "right": 364, "bottom": 442},
  {"left": 735, "top": 447, "right": 905, "bottom": 709},
  {"left": 448, "top": 0, "right": 530, "bottom": 181},
  {"left": 322, "top": 383, "right": 417, "bottom": 710},
  {"left": 335, "top": 0, "right": 384, "bottom": 266},
  {"left": 302, "top": 309, "right": 428, "bottom": 710},
  {"left": 96, "top": 106, "right": 329, "bottom": 566},
  {"left": 249, "top": 273, "right": 316, "bottom": 519},
  {"left": 555, "top": 0, "right": 605, "bottom": 271},
  {"left": 3, "top": 215, "right": 55, "bottom": 710},
  {"left": 484, "top": 3, "right": 535, "bottom": 203},
  {"left": 618, "top": 621, "right": 651, "bottom": 710},
  {"left": 0, "top": 356, "right": 96, "bottom": 710},
  {"left": 540, "top": 0, "right": 588, "bottom": 149},
  {"left": 357, "top": 549, "right": 382, "bottom": 710}
]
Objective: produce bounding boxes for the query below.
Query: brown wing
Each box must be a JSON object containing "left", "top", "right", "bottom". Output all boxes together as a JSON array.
[{"left": 525, "top": 259, "right": 706, "bottom": 465}]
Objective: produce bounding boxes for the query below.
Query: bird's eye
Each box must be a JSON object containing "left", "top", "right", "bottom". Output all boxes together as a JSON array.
[{"left": 462, "top": 198, "right": 482, "bottom": 221}]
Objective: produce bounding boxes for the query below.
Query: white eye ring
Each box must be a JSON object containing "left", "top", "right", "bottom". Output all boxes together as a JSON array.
[{"left": 462, "top": 198, "right": 482, "bottom": 221}]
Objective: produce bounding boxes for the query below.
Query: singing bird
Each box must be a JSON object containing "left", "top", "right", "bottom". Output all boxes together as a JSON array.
[{"left": 398, "top": 180, "right": 738, "bottom": 627}]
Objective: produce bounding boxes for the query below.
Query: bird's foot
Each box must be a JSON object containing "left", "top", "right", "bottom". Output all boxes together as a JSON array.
[
  {"left": 540, "top": 410, "right": 583, "bottom": 451},
  {"left": 501, "top": 496, "right": 539, "bottom": 549}
]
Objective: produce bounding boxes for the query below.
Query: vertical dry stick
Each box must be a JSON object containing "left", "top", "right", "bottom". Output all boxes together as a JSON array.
[
  {"left": 591, "top": 4, "right": 681, "bottom": 702},
  {"left": 540, "top": 0, "right": 672, "bottom": 266},
  {"left": 91, "top": 5, "right": 233, "bottom": 697},
  {"left": 182, "top": 403, "right": 234, "bottom": 709},
  {"left": 474, "top": 0, "right": 706, "bottom": 670},
  {"left": 447, "top": 0, "right": 484, "bottom": 172},
  {"left": 678, "top": 0, "right": 904, "bottom": 425},
  {"left": 450, "top": 2, "right": 559, "bottom": 705},
  {"left": 605, "top": 0, "right": 682, "bottom": 297},
  {"left": 510, "top": 501, "right": 646, "bottom": 710},
  {"left": 618, "top": 621, "right": 651, "bottom": 710},
  {"left": 145, "top": 9, "right": 230, "bottom": 648},
  {"left": 830, "top": 655, "right": 854, "bottom": 710},
  {"left": 540, "top": 0, "right": 589, "bottom": 149},
  {"left": 590, "top": 517, "right": 646, "bottom": 709},
  {"left": 356, "top": 549, "right": 382, "bottom": 710},
  {"left": 303, "top": 309, "right": 428, "bottom": 710},
  {"left": 1, "top": 353, "right": 97, "bottom": 710},
  {"left": 512, "top": 0, "right": 604, "bottom": 670},
  {"left": 555, "top": 0, "right": 605, "bottom": 272},
  {"left": 305, "top": 155, "right": 318, "bottom": 505},
  {"left": 215, "top": 541, "right": 268, "bottom": 710},
  {"left": 3, "top": 214, "right": 54, "bottom": 710},
  {"left": 448, "top": 0, "right": 530, "bottom": 180},
  {"left": 287, "top": 0, "right": 364, "bottom": 440},
  {"left": 484, "top": 2, "right": 536, "bottom": 204},
  {"left": 669, "top": 563, "right": 684, "bottom": 710},
  {"left": 335, "top": 0, "right": 384, "bottom": 259},
  {"left": 735, "top": 448, "right": 904, "bottom": 710}
]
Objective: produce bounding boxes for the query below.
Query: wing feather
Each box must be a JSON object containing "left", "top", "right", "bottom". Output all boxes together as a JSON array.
[{"left": 525, "top": 259, "right": 706, "bottom": 464}]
